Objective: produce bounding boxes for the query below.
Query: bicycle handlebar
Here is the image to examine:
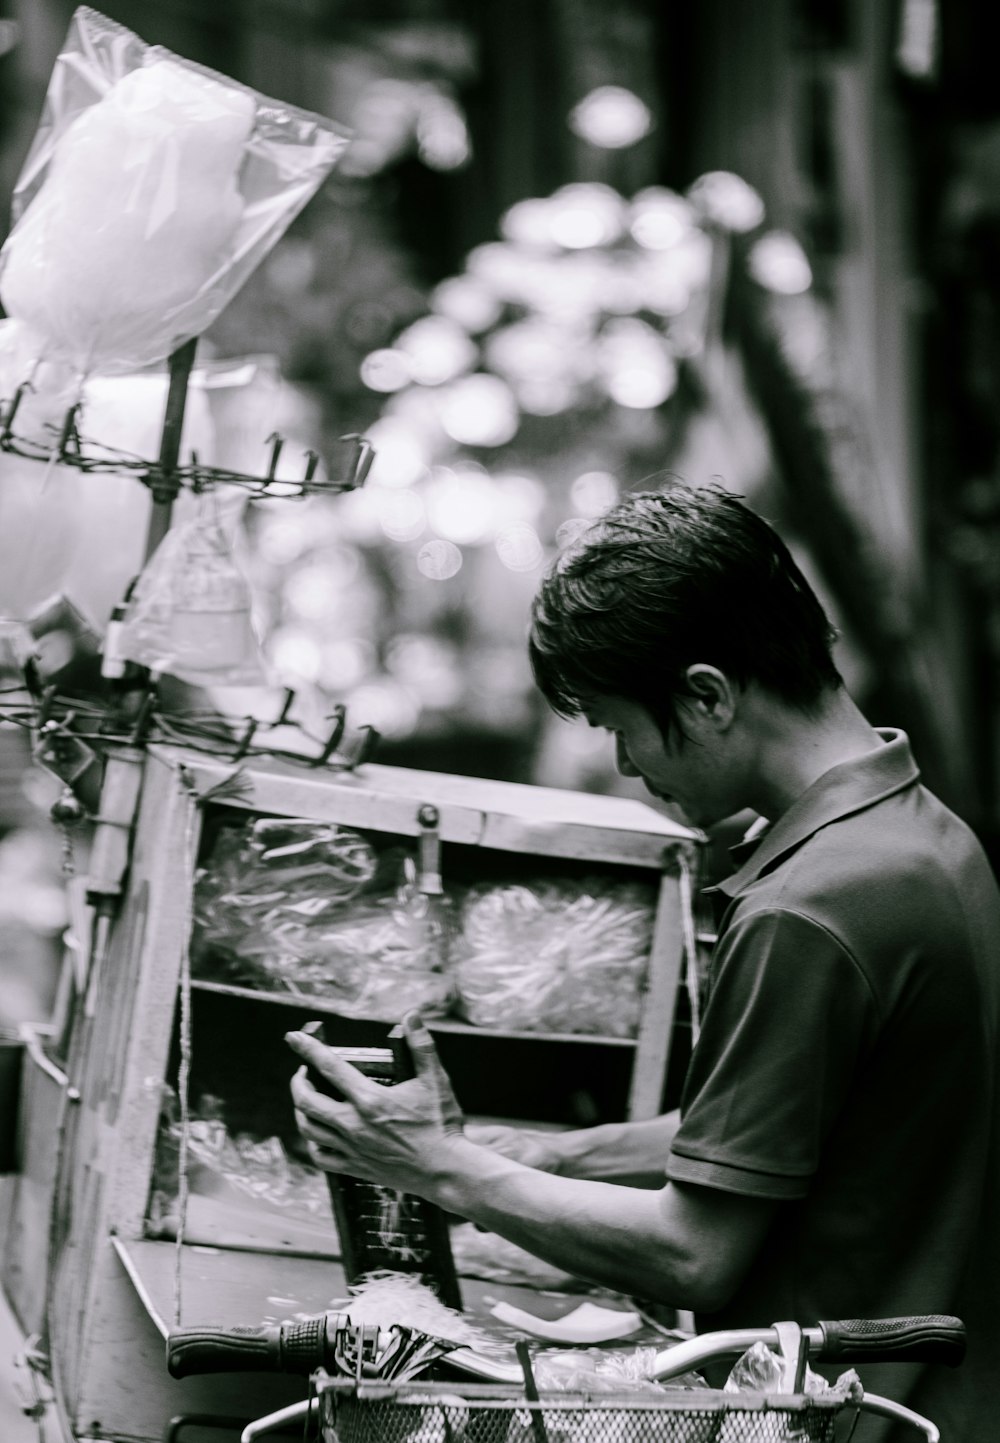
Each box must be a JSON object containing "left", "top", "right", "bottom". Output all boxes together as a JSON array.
[
  {"left": 648, "top": 1314, "right": 966, "bottom": 1382},
  {"left": 166, "top": 1311, "right": 965, "bottom": 1385},
  {"left": 815, "top": 1315, "right": 965, "bottom": 1366}
]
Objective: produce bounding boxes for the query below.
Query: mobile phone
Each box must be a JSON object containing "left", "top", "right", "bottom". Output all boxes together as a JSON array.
[{"left": 298, "top": 1019, "right": 462, "bottom": 1311}]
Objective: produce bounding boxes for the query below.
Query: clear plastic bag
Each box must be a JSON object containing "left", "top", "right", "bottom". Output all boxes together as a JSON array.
[
  {"left": 720, "top": 1343, "right": 862, "bottom": 1442},
  {"left": 247, "top": 855, "right": 455, "bottom": 1018},
  {"left": 193, "top": 820, "right": 379, "bottom": 957},
  {"left": 116, "top": 489, "right": 266, "bottom": 684},
  {"left": 452, "top": 876, "right": 656, "bottom": 1037},
  {"left": 193, "top": 823, "right": 454, "bottom": 1021},
  {"left": 532, "top": 1346, "right": 706, "bottom": 1393},
  {"left": 147, "top": 1089, "right": 333, "bottom": 1239},
  {"left": 0, "top": 5, "right": 349, "bottom": 381}
]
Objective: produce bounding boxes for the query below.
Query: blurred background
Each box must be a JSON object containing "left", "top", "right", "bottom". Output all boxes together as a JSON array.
[{"left": 2, "top": 0, "right": 1000, "bottom": 1024}]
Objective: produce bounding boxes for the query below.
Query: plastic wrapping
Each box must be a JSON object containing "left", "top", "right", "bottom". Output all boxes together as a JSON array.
[
  {"left": 532, "top": 1347, "right": 706, "bottom": 1394},
  {"left": 724, "top": 1342, "right": 861, "bottom": 1400},
  {"left": 452, "top": 877, "right": 656, "bottom": 1037},
  {"left": 193, "top": 820, "right": 454, "bottom": 1020},
  {"left": 147, "top": 1090, "right": 332, "bottom": 1239},
  {"left": 116, "top": 490, "right": 267, "bottom": 684},
  {"left": 0, "top": 323, "right": 218, "bottom": 620},
  {"left": 0, "top": 6, "right": 349, "bottom": 381},
  {"left": 720, "top": 1344, "right": 861, "bottom": 1443}
]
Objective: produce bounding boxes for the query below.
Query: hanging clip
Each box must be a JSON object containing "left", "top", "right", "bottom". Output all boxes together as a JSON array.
[
  {"left": 0, "top": 381, "right": 31, "bottom": 443},
  {"left": 57, "top": 402, "right": 83, "bottom": 460},
  {"left": 341, "top": 434, "right": 375, "bottom": 490},
  {"left": 231, "top": 717, "right": 259, "bottom": 761},
  {"left": 302, "top": 450, "right": 321, "bottom": 487},
  {"left": 317, "top": 703, "right": 347, "bottom": 765},
  {"left": 272, "top": 687, "right": 296, "bottom": 728},
  {"left": 416, "top": 803, "right": 443, "bottom": 896},
  {"left": 189, "top": 450, "right": 208, "bottom": 494},
  {"left": 349, "top": 724, "right": 379, "bottom": 769},
  {"left": 130, "top": 677, "right": 159, "bottom": 746},
  {"left": 265, "top": 432, "right": 285, "bottom": 485}
]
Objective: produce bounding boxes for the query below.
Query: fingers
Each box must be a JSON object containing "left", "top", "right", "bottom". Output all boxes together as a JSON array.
[
  {"left": 305, "top": 1139, "right": 354, "bottom": 1174},
  {"left": 402, "top": 1012, "right": 463, "bottom": 1130},
  {"left": 285, "top": 1031, "right": 375, "bottom": 1107}
]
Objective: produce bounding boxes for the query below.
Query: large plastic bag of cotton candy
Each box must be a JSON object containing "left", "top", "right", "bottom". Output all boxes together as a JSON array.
[{"left": 0, "top": 5, "right": 349, "bottom": 383}]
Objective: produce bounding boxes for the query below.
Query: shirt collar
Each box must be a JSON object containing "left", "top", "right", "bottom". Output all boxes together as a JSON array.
[{"left": 708, "top": 728, "right": 920, "bottom": 899}]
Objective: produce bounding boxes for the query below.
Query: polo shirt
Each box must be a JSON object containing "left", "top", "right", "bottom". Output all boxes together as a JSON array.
[{"left": 666, "top": 730, "right": 1000, "bottom": 1442}]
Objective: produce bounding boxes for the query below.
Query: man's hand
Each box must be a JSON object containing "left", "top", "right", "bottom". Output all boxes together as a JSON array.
[{"left": 286, "top": 1013, "right": 463, "bottom": 1194}]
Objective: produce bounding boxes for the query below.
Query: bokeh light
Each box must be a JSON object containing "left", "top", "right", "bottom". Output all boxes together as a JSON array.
[
  {"left": 747, "top": 230, "right": 813, "bottom": 294},
  {"left": 439, "top": 373, "right": 519, "bottom": 447},
  {"left": 256, "top": 516, "right": 313, "bottom": 565},
  {"left": 347, "top": 678, "right": 421, "bottom": 738},
  {"left": 431, "top": 274, "right": 504, "bottom": 333},
  {"left": 387, "top": 633, "right": 463, "bottom": 708},
  {"left": 599, "top": 318, "right": 679, "bottom": 408},
  {"left": 568, "top": 86, "right": 654, "bottom": 150},
  {"left": 424, "top": 467, "right": 498, "bottom": 544},
  {"left": 570, "top": 471, "right": 619, "bottom": 516},
  {"left": 395, "top": 315, "right": 478, "bottom": 385},
  {"left": 556, "top": 516, "right": 594, "bottom": 550},
  {"left": 365, "top": 416, "right": 430, "bottom": 487},
  {"left": 501, "top": 198, "right": 557, "bottom": 248},
  {"left": 492, "top": 472, "right": 547, "bottom": 527},
  {"left": 415, "top": 88, "right": 472, "bottom": 171},
  {"left": 605, "top": 359, "right": 677, "bottom": 409},
  {"left": 417, "top": 538, "right": 464, "bottom": 580},
  {"left": 283, "top": 552, "right": 360, "bottom": 618},
  {"left": 360, "top": 348, "right": 412, "bottom": 393},
  {"left": 321, "top": 638, "right": 374, "bottom": 690},
  {"left": 687, "top": 170, "right": 765, "bottom": 233},
  {"left": 495, "top": 525, "right": 544, "bottom": 572},
  {"left": 547, "top": 184, "right": 626, "bottom": 249},
  {"left": 515, "top": 377, "right": 580, "bottom": 415},
  {"left": 377, "top": 488, "right": 427, "bottom": 542},
  {"left": 268, "top": 628, "right": 323, "bottom": 684},
  {"left": 629, "top": 188, "right": 695, "bottom": 250}
]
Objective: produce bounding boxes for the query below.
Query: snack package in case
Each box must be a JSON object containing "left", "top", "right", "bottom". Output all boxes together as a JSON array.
[
  {"left": 192, "top": 821, "right": 455, "bottom": 1020},
  {"left": 0, "top": 6, "right": 350, "bottom": 382},
  {"left": 452, "top": 875, "right": 656, "bottom": 1037}
]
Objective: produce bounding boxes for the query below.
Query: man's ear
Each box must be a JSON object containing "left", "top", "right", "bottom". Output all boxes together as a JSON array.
[{"left": 682, "top": 664, "right": 737, "bottom": 728}]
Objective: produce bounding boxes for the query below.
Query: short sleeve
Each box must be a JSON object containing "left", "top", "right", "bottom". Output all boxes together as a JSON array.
[{"left": 667, "top": 907, "right": 878, "bottom": 1199}]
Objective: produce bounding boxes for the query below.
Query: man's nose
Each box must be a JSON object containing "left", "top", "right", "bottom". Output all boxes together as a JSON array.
[{"left": 615, "top": 735, "right": 640, "bottom": 777}]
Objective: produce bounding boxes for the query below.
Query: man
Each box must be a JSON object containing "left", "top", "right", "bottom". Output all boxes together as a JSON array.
[{"left": 288, "top": 485, "right": 999, "bottom": 1440}]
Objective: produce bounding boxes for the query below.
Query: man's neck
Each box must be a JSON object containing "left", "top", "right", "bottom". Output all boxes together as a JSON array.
[{"left": 742, "top": 688, "right": 882, "bottom": 821}]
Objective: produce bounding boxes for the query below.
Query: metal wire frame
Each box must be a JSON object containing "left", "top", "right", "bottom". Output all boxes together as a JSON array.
[{"left": 0, "top": 389, "right": 375, "bottom": 500}]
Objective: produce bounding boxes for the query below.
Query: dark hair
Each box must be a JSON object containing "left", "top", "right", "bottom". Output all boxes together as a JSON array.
[{"left": 528, "top": 484, "right": 842, "bottom": 736}]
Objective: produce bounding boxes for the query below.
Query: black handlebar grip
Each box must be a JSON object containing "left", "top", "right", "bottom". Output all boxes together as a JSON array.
[
  {"left": 166, "top": 1324, "right": 283, "bottom": 1378},
  {"left": 817, "top": 1316, "right": 966, "bottom": 1368}
]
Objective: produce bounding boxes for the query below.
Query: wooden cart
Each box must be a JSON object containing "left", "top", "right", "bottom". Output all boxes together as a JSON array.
[{"left": 0, "top": 744, "right": 703, "bottom": 1443}]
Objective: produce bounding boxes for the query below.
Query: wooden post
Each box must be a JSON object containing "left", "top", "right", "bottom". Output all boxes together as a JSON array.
[{"left": 143, "top": 337, "right": 198, "bottom": 563}]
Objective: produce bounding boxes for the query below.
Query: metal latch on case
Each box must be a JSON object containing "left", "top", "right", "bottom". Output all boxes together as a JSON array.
[{"left": 416, "top": 803, "right": 442, "bottom": 895}]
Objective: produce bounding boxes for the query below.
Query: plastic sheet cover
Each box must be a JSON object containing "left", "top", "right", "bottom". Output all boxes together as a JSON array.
[
  {"left": 193, "top": 819, "right": 455, "bottom": 1020},
  {"left": 452, "top": 877, "right": 656, "bottom": 1037},
  {"left": 0, "top": 5, "right": 350, "bottom": 381}
]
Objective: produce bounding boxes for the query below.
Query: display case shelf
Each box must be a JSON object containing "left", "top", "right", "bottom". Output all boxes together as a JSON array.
[{"left": 189, "top": 978, "right": 640, "bottom": 1048}]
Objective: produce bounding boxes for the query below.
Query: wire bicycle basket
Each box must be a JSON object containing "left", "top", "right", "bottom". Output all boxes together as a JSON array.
[{"left": 317, "top": 1378, "right": 849, "bottom": 1443}]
